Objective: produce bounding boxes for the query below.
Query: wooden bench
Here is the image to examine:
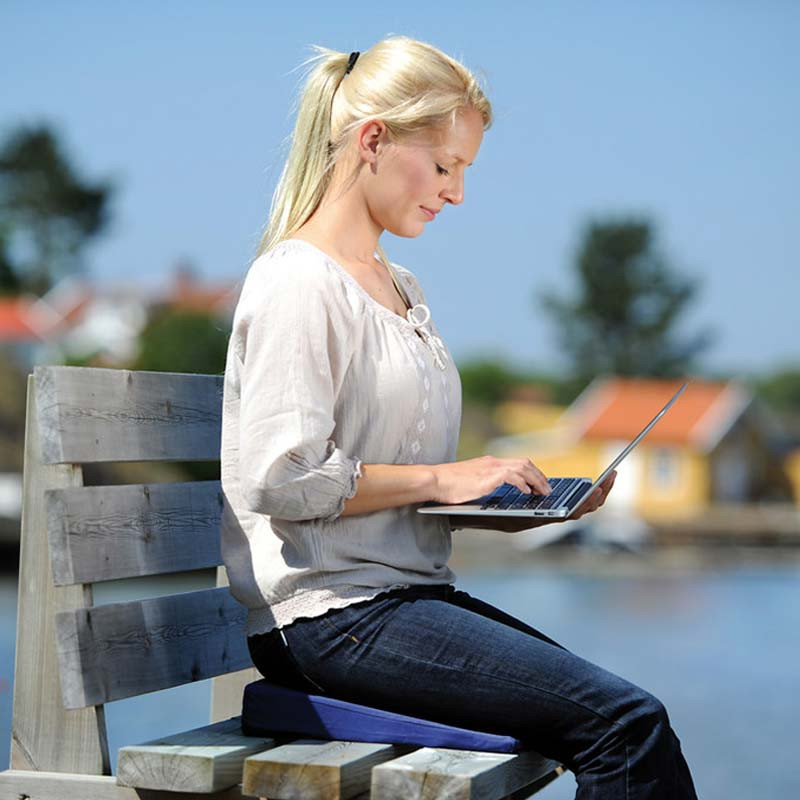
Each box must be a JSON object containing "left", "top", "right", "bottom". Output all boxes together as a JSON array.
[{"left": 0, "top": 364, "right": 564, "bottom": 799}]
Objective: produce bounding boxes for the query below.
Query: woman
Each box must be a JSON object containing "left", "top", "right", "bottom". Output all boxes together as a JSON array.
[{"left": 220, "top": 36, "right": 698, "bottom": 798}]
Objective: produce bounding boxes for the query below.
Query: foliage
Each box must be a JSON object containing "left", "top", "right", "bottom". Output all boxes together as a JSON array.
[
  {"left": 0, "top": 352, "right": 28, "bottom": 471},
  {"left": 458, "top": 358, "right": 528, "bottom": 407},
  {"left": 0, "top": 124, "right": 114, "bottom": 295},
  {"left": 0, "top": 225, "right": 21, "bottom": 295},
  {"left": 457, "top": 356, "right": 584, "bottom": 408},
  {"left": 541, "top": 218, "right": 711, "bottom": 384},
  {"left": 128, "top": 308, "right": 230, "bottom": 482},
  {"left": 131, "top": 308, "right": 231, "bottom": 376},
  {"left": 755, "top": 367, "right": 800, "bottom": 413}
]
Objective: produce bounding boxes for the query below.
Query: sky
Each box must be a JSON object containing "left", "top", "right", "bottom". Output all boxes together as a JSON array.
[{"left": 2, "top": 1, "right": 798, "bottom": 378}]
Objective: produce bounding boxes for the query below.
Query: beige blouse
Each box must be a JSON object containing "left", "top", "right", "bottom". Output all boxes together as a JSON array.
[{"left": 220, "top": 238, "right": 462, "bottom": 635}]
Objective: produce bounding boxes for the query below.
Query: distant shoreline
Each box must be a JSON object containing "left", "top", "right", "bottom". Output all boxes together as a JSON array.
[
  {"left": 449, "top": 530, "right": 800, "bottom": 574},
  {"left": 2, "top": 538, "right": 799, "bottom": 578}
]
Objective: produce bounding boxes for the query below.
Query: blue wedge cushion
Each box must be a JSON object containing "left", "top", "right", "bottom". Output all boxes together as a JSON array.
[{"left": 242, "top": 679, "right": 522, "bottom": 753}]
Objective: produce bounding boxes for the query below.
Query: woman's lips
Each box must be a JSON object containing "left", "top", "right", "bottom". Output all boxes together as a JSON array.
[{"left": 421, "top": 207, "right": 436, "bottom": 220}]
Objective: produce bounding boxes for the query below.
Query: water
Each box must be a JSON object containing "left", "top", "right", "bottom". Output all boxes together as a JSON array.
[{"left": 1, "top": 562, "right": 798, "bottom": 798}]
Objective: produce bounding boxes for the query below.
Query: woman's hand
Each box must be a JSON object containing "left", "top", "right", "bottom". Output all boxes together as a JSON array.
[
  {"left": 451, "top": 470, "right": 617, "bottom": 533},
  {"left": 569, "top": 471, "right": 616, "bottom": 519},
  {"left": 431, "top": 455, "right": 552, "bottom": 504}
]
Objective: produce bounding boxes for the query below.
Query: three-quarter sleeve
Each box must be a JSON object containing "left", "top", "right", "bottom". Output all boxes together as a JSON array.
[{"left": 235, "top": 259, "right": 361, "bottom": 522}]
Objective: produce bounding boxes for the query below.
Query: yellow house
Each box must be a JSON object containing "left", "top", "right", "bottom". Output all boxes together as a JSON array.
[{"left": 490, "top": 377, "right": 791, "bottom": 522}]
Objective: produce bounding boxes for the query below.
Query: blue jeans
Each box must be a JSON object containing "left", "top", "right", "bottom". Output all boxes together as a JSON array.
[{"left": 248, "top": 583, "right": 698, "bottom": 799}]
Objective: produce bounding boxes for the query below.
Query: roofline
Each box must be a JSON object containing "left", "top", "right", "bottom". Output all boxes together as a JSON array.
[
  {"left": 561, "top": 375, "right": 616, "bottom": 440},
  {"left": 688, "top": 381, "right": 752, "bottom": 452}
]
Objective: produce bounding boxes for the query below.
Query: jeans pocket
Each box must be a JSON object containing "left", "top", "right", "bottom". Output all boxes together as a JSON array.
[{"left": 321, "top": 613, "right": 363, "bottom": 644}]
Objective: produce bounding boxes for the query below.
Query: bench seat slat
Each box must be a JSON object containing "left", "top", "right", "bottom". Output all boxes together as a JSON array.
[
  {"left": 0, "top": 769, "right": 250, "bottom": 799},
  {"left": 117, "top": 716, "right": 275, "bottom": 793},
  {"left": 34, "top": 365, "right": 222, "bottom": 464},
  {"left": 243, "top": 739, "right": 410, "bottom": 800},
  {"left": 46, "top": 481, "right": 223, "bottom": 585},
  {"left": 370, "top": 746, "right": 562, "bottom": 800},
  {"left": 55, "top": 587, "right": 251, "bottom": 708}
]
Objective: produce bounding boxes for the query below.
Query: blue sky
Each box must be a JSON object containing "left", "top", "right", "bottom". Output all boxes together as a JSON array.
[{"left": 3, "top": 2, "right": 798, "bottom": 377}]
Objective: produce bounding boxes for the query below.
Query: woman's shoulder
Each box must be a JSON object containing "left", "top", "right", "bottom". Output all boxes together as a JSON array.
[
  {"left": 249, "top": 239, "right": 342, "bottom": 285},
  {"left": 239, "top": 239, "right": 361, "bottom": 305}
]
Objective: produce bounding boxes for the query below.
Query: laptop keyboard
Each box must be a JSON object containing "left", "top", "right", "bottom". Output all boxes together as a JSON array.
[{"left": 480, "top": 478, "right": 584, "bottom": 511}]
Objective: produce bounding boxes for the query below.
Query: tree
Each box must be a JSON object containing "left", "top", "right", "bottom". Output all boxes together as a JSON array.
[
  {"left": 0, "top": 124, "right": 114, "bottom": 295},
  {"left": 756, "top": 367, "right": 800, "bottom": 413},
  {"left": 541, "top": 218, "right": 711, "bottom": 386},
  {"left": 458, "top": 358, "right": 528, "bottom": 408},
  {"left": 0, "top": 225, "right": 21, "bottom": 295},
  {"left": 132, "top": 308, "right": 231, "bottom": 376}
]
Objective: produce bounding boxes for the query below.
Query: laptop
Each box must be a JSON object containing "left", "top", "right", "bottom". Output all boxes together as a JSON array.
[{"left": 418, "top": 382, "right": 689, "bottom": 520}]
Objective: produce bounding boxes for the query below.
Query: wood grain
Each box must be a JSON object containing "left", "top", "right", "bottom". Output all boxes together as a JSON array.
[
  {"left": 54, "top": 587, "right": 252, "bottom": 708},
  {"left": 117, "top": 716, "right": 275, "bottom": 793},
  {"left": 243, "top": 740, "right": 408, "bottom": 800},
  {"left": 10, "top": 375, "right": 109, "bottom": 774},
  {"left": 46, "top": 480, "right": 223, "bottom": 585},
  {"left": 211, "top": 566, "right": 261, "bottom": 723},
  {"left": 34, "top": 365, "right": 223, "bottom": 464},
  {"left": 370, "top": 746, "right": 561, "bottom": 800},
  {"left": 0, "top": 769, "right": 249, "bottom": 800}
]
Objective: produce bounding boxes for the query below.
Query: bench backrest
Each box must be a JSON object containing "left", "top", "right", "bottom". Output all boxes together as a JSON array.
[{"left": 10, "top": 365, "right": 256, "bottom": 776}]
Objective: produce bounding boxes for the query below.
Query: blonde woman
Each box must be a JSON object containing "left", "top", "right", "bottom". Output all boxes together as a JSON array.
[{"left": 220, "top": 36, "right": 697, "bottom": 799}]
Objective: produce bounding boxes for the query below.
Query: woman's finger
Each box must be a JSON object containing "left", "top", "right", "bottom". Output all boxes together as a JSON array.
[{"left": 522, "top": 459, "right": 551, "bottom": 495}]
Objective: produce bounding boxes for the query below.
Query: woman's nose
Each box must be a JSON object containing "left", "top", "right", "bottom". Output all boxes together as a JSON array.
[{"left": 441, "top": 174, "right": 464, "bottom": 205}]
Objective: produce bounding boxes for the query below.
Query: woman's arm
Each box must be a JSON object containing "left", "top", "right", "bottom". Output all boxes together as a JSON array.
[{"left": 341, "top": 455, "right": 553, "bottom": 517}]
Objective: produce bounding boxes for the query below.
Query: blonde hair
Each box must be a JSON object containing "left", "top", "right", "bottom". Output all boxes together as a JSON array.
[{"left": 256, "top": 35, "right": 493, "bottom": 268}]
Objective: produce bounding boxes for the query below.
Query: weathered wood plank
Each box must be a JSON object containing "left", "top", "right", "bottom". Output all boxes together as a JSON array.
[
  {"left": 54, "top": 587, "right": 252, "bottom": 708},
  {"left": 243, "top": 740, "right": 409, "bottom": 800},
  {"left": 370, "top": 747, "right": 562, "bottom": 800},
  {"left": 117, "top": 716, "right": 275, "bottom": 793},
  {"left": 46, "top": 480, "right": 223, "bottom": 585},
  {"left": 34, "top": 365, "right": 223, "bottom": 464},
  {"left": 0, "top": 769, "right": 248, "bottom": 799},
  {"left": 211, "top": 566, "right": 261, "bottom": 723},
  {"left": 10, "top": 375, "right": 109, "bottom": 774}
]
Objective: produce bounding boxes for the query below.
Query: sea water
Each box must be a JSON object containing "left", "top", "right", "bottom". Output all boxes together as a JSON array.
[{"left": 1, "top": 561, "right": 798, "bottom": 799}]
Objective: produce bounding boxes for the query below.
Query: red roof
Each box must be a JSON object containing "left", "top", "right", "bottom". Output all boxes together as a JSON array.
[
  {"left": 0, "top": 297, "right": 43, "bottom": 342},
  {"left": 573, "top": 377, "right": 750, "bottom": 449},
  {"left": 163, "top": 269, "right": 237, "bottom": 315}
]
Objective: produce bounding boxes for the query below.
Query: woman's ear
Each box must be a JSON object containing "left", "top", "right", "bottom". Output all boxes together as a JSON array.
[{"left": 357, "top": 120, "right": 387, "bottom": 165}]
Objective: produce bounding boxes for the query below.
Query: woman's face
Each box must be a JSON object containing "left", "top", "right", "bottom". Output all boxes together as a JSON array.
[{"left": 363, "top": 106, "right": 484, "bottom": 238}]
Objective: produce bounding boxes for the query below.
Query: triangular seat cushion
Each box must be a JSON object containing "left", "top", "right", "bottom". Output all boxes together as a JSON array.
[{"left": 242, "top": 679, "right": 521, "bottom": 753}]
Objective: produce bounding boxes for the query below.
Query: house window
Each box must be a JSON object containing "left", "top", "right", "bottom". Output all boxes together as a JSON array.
[{"left": 650, "top": 448, "right": 678, "bottom": 489}]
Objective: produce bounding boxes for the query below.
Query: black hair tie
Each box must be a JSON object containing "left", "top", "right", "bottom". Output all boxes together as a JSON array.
[{"left": 345, "top": 51, "right": 360, "bottom": 75}]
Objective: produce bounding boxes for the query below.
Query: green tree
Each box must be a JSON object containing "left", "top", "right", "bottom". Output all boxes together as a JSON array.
[
  {"left": 458, "top": 358, "right": 527, "bottom": 408},
  {"left": 0, "top": 226, "right": 21, "bottom": 295},
  {"left": 756, "top": 367, "right": 800, "bottom": 413},
  {"left": 131, "top": 309, "right": 231, "bottom": 482},
  {"left": 132, "top": 309, "right": 231, "bottom": 376},
  {"left": 0, "top": 124, "right": 114, "bottom": 295},
  {"left": 541, "top": 218, "right": 711, "bottom": 387}
]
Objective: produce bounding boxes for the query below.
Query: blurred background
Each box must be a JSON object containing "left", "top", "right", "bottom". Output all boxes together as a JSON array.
[{"left": 1, "top": 2, "right": 798, "bottom": 797}]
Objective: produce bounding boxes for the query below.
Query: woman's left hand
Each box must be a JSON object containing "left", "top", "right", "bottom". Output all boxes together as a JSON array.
[{"left": 451, "top": 470, "right": 617, "bottom": 533}]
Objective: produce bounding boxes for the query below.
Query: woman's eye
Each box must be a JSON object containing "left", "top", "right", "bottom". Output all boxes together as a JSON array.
[{"left": 436, "top": 164, "right": 449, "bottom": 176}]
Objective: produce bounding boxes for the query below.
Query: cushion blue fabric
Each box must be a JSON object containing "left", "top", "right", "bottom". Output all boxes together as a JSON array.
[{"left": 242, "top": 679, "right": 522, "bottom": 753}]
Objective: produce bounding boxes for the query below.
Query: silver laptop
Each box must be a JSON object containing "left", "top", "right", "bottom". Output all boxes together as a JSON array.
[{"left": 418, "top": 382, "right": 688, "bottom": 520}]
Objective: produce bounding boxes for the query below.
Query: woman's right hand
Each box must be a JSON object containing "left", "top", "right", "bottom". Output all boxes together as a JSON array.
[{"left": 430, "top": 455, "right": 551, "bottom": 504}]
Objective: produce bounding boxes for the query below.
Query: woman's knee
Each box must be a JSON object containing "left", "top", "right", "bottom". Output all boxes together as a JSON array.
[{"left": 620, "top": 686, "right": 672, "bottom": 745}]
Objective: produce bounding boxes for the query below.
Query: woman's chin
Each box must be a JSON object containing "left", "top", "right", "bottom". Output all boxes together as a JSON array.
[{"left": 386, "top": 220, "right": 426, "bottom": 238}]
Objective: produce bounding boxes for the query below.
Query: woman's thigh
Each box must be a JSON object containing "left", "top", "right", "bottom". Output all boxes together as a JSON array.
[{"left": 282, "top": 584, "right": 657, "bottom": 766}]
